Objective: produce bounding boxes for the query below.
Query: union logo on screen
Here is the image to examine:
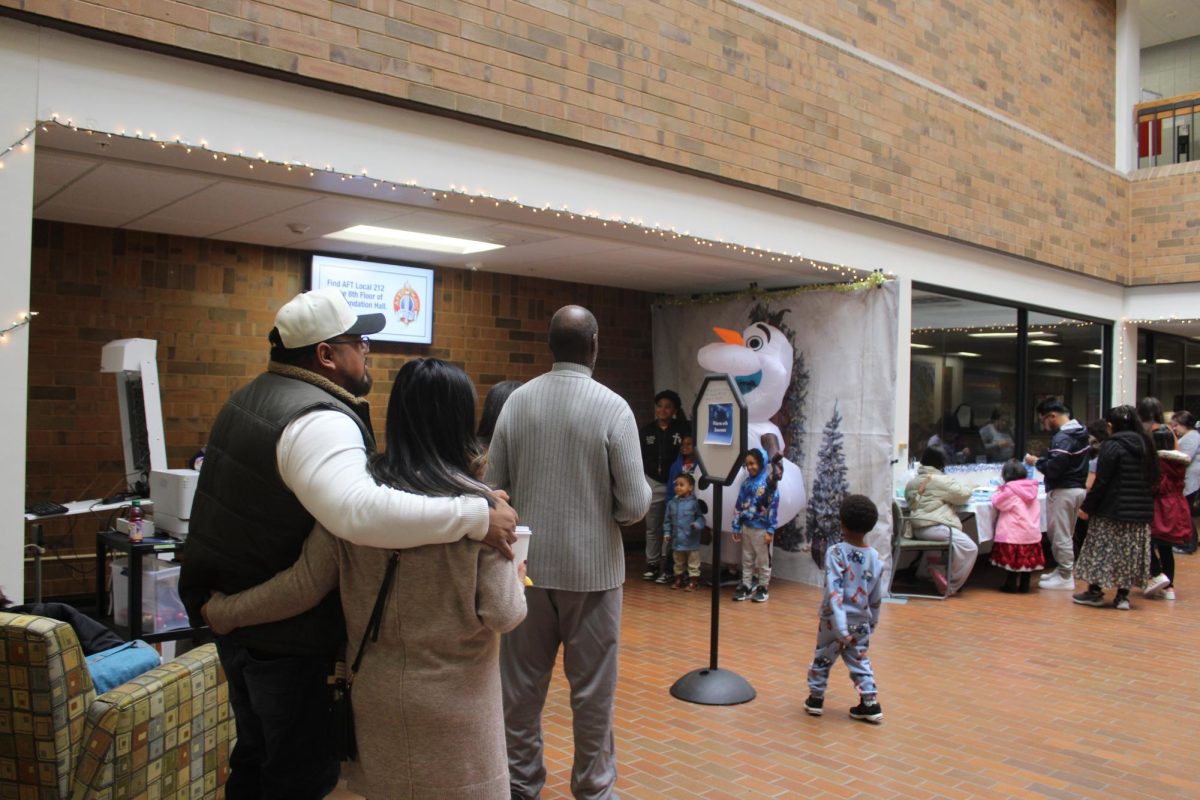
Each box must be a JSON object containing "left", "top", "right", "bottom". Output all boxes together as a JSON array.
[{"left": 394, "top": 282, "right": 421, "bottom": 325}]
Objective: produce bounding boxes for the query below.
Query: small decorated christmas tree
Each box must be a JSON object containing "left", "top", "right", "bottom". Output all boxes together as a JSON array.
[{"left": 807, "top": 402, "right": 849, "bottom": 568}]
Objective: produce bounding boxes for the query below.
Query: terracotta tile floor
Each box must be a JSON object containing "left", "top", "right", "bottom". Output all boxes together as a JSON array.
[{"left": 333, "top": 553, "right": 1199, "bottom": 799}]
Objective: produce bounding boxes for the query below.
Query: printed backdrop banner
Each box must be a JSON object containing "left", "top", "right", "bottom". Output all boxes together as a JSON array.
[{"left": 651, "top": 281, "right": 898, "bottom": 585}]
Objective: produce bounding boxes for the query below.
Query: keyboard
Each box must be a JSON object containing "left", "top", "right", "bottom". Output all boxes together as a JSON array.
[{"left": 26, "top": 501, "right": 69, "bottom": 517}]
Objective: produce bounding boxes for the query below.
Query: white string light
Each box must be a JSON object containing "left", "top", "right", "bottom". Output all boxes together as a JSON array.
[
  {"left": 3, "top": 120, "right": 887, "bottom": 283},
  {"left": 0, "top": 311, "right": 38, "bottom": 342}
]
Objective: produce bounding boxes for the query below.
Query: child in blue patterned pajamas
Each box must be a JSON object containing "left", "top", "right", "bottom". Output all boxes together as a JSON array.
[{"left": 804, "top": 494, "right": 884, "bottom": 723}]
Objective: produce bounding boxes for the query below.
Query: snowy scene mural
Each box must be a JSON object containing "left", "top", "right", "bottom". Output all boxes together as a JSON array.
[{"left": 651, "top": 280, "right": 897, "bottom": 585}]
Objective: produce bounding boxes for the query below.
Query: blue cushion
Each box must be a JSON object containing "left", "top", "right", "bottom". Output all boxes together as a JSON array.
[{"left": 85, "top": 640, "right": 162, "bottom": 694}]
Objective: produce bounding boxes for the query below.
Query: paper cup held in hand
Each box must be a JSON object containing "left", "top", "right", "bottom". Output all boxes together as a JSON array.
[{"left": 513, "top": 525, "right": 532, "bottom": 565}]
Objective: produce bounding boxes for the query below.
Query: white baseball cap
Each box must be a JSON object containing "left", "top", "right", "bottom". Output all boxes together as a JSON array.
[{"left": 273, "top": 288, "right": 386, "bottom": 348}]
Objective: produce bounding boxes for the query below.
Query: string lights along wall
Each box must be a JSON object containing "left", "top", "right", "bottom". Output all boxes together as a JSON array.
[{"left": 1, "top": 119, "right": 889, "bottom": 289}]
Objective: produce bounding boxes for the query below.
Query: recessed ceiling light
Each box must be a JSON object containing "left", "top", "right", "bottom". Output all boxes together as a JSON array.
[
  {"left": 1029, "top": 340, "right": 1059, "bottom": 346},
  {"left": 324, "top": 225, "right": 504, "bottom": 254},
  {"left": 968, "top": 332, "right": 1017, "bottom": 338},
  {"left": 1036, "top": 358, "right": 1062, "bottom": 363},
  {"left": 1083, "top": 364, "right": 1102, "bottom": 369},
  {"left": 910, "top": 343, "right": 934, "bottom": 349},
  {"left": 1085, "top": 348, "right": 1103, "bottom": 355},
  {"left": 1156, "top": 358, "right": 1175, "bottom": 364},
  {"left": 953, "top": 351, "right": 981, "bottom": 358}
]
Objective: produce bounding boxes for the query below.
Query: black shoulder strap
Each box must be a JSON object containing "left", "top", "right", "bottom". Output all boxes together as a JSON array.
[{"left": 350, "top": 551, "right": 400, "bottom": 677}]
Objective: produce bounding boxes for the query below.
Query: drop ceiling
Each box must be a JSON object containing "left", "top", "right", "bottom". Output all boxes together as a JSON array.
[
  {"left": 1140, "top": 0, "right": 1200, "bottom": 49},
  {"left": 31, "top": 128, "right": 848, "bottom": 296}
]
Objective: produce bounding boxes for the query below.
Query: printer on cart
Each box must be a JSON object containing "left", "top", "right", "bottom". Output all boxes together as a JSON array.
[{"left": 151, "top": 468, "right": 198, "bottom": 539}]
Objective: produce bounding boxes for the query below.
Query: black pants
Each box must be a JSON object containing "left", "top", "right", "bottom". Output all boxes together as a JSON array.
[
  {"left": 1150, "top": 540, "right": 1176, "bottom": 585},
  {"left": 217, "top": 637, "right": 340, "bottom": 800}
]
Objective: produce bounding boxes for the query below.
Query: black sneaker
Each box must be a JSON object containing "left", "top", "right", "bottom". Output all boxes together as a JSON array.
[
  {"left": 849, "top": 701, "right": 883, "bottom": 723},
  {"left": 655, "top": 571, "right": 672, "bottom": 585},
  {"left": 804, "top": 695, "right": 824, "bottom": 716},
  {"left": 642, "top": 566, "right": 658, "bottom": 581},
  {"left": 751, "top": 585, "right": 769, "bottom": 603},
  {"left": 732, "top": 584, "right": 752, "bottom": 601},
  {"left": 1072, "top": 588, "right": 1106, "bottom": 607}
]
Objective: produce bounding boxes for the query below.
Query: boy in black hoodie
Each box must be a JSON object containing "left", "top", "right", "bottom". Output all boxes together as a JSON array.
[{"left": 1024, "top": 400, "right": 1091, "bottom": 590}]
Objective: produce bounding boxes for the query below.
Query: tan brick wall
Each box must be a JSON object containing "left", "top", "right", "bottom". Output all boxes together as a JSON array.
[
  {"left": 766, "top": 0, "right": 1116, "bottom": 165},
  {"left": 4, "top": 0, "right": 1130, "bottom": 281},
  {"left": 25, "top": 220, "right": 653, "bottom": 597},
  {"left": 1130, "top": 162, "right": 1200, "bottom": 285}
]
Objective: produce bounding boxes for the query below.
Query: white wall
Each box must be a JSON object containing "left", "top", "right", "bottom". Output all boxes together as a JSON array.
[
  {"left": 1141, "top": 34, "right": 1200, "bottom": 99},
  {"left": 1, "top": 19, "right": 1196, "bottom": 597},
  {"left": 0, "top": 20, "right": 38, "bottom": 603}
]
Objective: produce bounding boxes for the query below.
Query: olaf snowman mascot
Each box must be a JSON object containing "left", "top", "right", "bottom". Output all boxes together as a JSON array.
[{"left": 695, "top": 322, "right": 806, "bottom": 544}]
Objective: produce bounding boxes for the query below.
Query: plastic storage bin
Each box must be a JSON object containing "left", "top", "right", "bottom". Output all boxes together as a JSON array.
[{"left": 110, "top": 557, "right": 189, "bottom": 633}]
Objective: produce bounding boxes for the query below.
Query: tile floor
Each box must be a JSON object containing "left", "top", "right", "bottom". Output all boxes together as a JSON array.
[{"left": 332, "top": 554, "right": 1198, "bottom": 799}]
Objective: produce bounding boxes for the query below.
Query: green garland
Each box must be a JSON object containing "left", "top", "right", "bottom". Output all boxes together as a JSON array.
[{"left": 655, "top": 270, "right": 890, "bottom": 307}]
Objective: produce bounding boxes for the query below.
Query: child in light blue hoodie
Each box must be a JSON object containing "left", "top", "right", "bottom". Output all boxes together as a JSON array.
[{"left": 731, "top": 448, "right": 780, "bottom": 603}]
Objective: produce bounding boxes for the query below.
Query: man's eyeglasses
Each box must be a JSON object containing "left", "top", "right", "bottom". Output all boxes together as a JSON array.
[{"left": 326, "top": 335, "right": 370, "bottom": 352}]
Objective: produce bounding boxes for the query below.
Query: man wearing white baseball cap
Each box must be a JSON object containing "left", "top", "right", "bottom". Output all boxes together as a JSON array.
[{"left": 181, "top": 287, "right": 518, "bottom": 800}]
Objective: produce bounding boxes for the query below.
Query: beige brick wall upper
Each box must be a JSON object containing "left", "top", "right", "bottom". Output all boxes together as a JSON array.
[
  {"left": 1130, "top": 163, "right": 1200, "bottom": 284},
  {"left": 3, "top": 1, "right": 1134, "bottom": 281},
  {"left": 766, "top": 0, "right": 1116, "bottom": 166}
]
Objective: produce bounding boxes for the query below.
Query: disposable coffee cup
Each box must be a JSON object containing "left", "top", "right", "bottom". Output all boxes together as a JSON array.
[{"left": 513, "top": 525, "right": 532, "bottom": 565}]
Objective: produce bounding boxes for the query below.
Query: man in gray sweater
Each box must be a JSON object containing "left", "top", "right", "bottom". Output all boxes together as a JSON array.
[{"left": 487, "top": 305, "right": 651, "bottom": 800}]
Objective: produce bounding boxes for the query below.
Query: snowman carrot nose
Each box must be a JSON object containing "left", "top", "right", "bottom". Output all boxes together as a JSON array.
[{"left": 713, "top": 327, "right": 744, "bottom": 345}]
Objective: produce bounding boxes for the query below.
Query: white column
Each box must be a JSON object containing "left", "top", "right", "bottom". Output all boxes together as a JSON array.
[
  {"left": 0, "top": 20, "right": 39, "bottom": 604},
  {"left": 1113, "top": 321, "right": 1139, "bottom": 406},
  {"left": 1115, "top": 0, "right": 1141, "bottom": 172},
  {"left": 892, "top": 276, "right": 913, "bottom": 482}
]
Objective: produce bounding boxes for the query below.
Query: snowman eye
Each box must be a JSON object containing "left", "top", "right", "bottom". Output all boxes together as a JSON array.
[{"left": 746, "top": 335, "right": 764, "bottom": 351}]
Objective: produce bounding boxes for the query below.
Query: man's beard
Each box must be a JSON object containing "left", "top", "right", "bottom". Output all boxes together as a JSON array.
[{"left": 346, "top": 370, "right": 373, "bottom": 398}]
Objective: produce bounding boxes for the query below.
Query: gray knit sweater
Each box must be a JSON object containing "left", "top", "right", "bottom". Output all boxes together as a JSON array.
[{"left": 485, "top": 362, "right": 650, "bottom": 592}]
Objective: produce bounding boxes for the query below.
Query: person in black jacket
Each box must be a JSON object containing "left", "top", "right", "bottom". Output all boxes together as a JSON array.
[
  {"left": 1024, "top": 400, "right": 1091, "bottom": 590},
  {"left": 639, "top": 390, "right": 691, "bottom": 581},
  {"left": 1073, "top": 405, "right": 1157, "bottom": 610}
]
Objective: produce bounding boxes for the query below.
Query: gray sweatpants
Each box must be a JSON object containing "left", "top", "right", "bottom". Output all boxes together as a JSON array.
[
  {"left": 501, "top": 586, "right": 622, "bottom": 800},
  {"left": 1047, "top": 487, "right": 1086, "bottom": 577}
]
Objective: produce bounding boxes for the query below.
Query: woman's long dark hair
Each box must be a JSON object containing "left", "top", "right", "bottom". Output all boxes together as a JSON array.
[
  {"left": 477, "top": 380, "right": 522, "bottom": 445},
  {"left": 369, "top": 358, "right": 493, "bottom": 504},
  {"left": 1106, "top": 404, "right": 1159, "bottom": 486}
]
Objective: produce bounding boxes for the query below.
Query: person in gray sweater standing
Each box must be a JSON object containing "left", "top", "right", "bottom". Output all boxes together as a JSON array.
[{"left": 486, "top": 305, "right": 651, "bottom": 800}]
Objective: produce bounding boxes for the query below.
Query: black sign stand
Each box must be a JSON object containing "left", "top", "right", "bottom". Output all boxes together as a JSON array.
[{"left": 670, "top": 374, "right": 756, "bottom": 706}]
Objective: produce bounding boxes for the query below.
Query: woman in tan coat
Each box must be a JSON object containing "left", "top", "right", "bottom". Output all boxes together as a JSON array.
[
  {"left": 903, "top": 447, "right": 979, "bottom": 595},
  {"left": 204, "top": 358, "right": 526, "bottom": 799}
]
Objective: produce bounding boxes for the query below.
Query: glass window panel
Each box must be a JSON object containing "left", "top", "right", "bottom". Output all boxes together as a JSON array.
[
  {"left": 1185, "top": 342, "right": 1200, "bottom": 418},
  {"left": 910, "top": 290, "right": 1017, "bottom": 466},
  {"left": 1027, "top": 312, "right": 1105, "bottom": 456},
  {"left": 1155, "top": 337, "right": 1184, "bottom": 413}
]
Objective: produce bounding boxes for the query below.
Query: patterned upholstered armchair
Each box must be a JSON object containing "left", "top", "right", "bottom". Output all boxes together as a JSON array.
[{"left": 0, "top": 611, "right": 234, "bottom": 799}]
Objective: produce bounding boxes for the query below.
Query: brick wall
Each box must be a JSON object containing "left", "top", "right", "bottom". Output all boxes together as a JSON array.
[
  {"left": 1129, "top": 162, "right": 1200, "bottom": 284},
  {"left": 3, "top": 0, "right": 1130, "bottom": 281},
  {"left": 25, "top": 220, "right": 653, "bottom": 597}
]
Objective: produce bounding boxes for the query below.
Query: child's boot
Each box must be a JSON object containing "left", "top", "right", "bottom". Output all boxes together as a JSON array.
[
  {"left": 1018, "top": 572, "right": 1031, "bottom": 593},
  {"left": 685, "top": 578, "right": 699, "bottom": 592},
  {"left": 1000, "top": 573, "right": 1018, "bottom": 593},
  {"left": 670, "top": 574, "right": 684, "bottom": 590}
]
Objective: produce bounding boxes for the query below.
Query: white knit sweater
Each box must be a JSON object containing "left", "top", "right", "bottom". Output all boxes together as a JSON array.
[{"left": 485, "top": 363, "right": 650, "bottom": 592}]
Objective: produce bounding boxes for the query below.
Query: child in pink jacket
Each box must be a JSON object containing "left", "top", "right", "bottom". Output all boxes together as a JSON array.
[{"left": 990, "top": 459, "right": 1046, "bottom": 593}]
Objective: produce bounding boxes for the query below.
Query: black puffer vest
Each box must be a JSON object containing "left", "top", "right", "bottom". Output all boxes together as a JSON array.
[
  {"left": 1082, "top": 431, "right": 1155, "bottom": 524},
  {"left": 179, "top": 367, "right": 373, "bottom": 656}
]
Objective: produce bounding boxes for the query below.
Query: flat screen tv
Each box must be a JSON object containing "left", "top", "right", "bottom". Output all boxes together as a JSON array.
[{"left": 310, "top": 254, "right": 434, "bottom": 345}]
